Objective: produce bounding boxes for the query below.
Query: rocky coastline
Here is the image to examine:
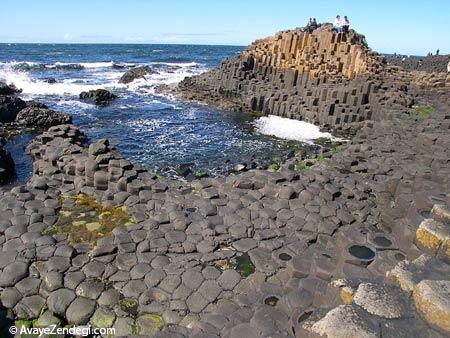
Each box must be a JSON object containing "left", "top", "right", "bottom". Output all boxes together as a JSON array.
[{"left": 0, "top": 25, "right": 449, "bottom": 338}]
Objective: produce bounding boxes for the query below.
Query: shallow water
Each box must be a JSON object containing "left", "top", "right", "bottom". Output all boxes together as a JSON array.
[{"left": 0, "top": 44, "right": 331, "bottom": 179}]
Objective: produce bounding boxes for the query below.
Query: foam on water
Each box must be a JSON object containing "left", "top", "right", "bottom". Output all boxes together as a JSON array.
[{"left": 254, "top": 115, "right": 335, "bottom": 143}]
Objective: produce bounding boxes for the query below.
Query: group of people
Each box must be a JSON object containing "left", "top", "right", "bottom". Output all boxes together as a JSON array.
[
  {"left": 334, "top": 15, "right": 350, "bottom": 33},
  {"left": 305, "top": 16, "right": 350, "bottom": 34},
  {"left": 305, "top": 18, "right": 318, "bottom": 33}
]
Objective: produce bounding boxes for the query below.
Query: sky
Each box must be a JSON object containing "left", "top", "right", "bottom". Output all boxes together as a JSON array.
[{"left": 1, "top": 0, "right": 449, "bottom": 55}]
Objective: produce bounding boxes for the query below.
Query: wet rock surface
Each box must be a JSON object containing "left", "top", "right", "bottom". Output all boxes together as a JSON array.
[
  {"left": 119, "top": 65, "right": 158, "bottom": 84},
  {"left": 79, "top": 89, "right": 117, "bottom": 106}
]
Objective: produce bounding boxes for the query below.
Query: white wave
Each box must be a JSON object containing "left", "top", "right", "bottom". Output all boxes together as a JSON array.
[
  {"left": 0, "top": 67, "right": 119, "bottom": 96},
  {"left": 80, "top": 61, "right": 114, "bottom": 68},
  {"left": 253, "top": 115, "right": 336, "bottom": 143},
  {"left": 149, "top": 61, "right": 200, "bottom": 68}
]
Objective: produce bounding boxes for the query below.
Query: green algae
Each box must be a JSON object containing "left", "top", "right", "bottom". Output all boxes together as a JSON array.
[
  {"left": 410, "top": 105, "right": 433, "bottom": 120},
  {"left": 48, "top": 193, "right": 134, "bottom": 245},
  {"left": 232, "top": 253, "right": 255, "bottom": 277},
  {"left": 119, "top": 298, "right": 139, "bottom": 315}
]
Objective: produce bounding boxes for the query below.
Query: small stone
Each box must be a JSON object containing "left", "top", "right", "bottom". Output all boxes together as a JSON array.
[{"left": 135, "top": 313, "right": 165, "bottom": 335}]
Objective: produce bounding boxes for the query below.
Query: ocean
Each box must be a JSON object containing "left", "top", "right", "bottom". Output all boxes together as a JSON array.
[{"left": 0, "top": 43, "right": 331, "bottom": 180}]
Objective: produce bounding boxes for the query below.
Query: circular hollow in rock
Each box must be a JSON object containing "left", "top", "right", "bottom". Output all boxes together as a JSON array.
[
  {"left": 373, "top": 236, "right": 392, "bottom": 247},
  {"left": 278, "top": 252, "right": 292, "bottom": 261},
  {"left": 264, "top": 296, "right": 279, "bottom": 306},
  {"left": 348, "top": 245, "right": 375, "bottom": 261},
  {"left": 394, "top": 252, "right": 406, "bottom": 261},
  {"left": 186, "top": 207, "right": 197, "bottom": 213}
]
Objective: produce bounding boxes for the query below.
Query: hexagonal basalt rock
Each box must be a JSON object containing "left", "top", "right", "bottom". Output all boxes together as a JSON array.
[
  {"left": 47, "top": 288, "right": 76, "bottom": 316},
  {"left": 66, "top": 297, "right": 96, "bottom": 325},
  {"left": 353, "top": 283, "right": 412, "bottom": 319},
  {"left": 413, "top": 279, "right": 450, "bottom": 334},
  {"left": 310, "top": 305, "right": 380, "bottom": 338},
  {"left": 0, "top": 261, "right": 29, "bottom": 287}
]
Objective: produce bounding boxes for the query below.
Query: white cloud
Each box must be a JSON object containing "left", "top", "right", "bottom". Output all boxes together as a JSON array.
[{"left": 63, "top": 33, "right": 73, "bottom": 41}]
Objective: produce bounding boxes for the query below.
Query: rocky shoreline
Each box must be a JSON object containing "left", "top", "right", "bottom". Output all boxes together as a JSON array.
[{"left": 0, "top": 26, "right": 449, "bottom": 337}]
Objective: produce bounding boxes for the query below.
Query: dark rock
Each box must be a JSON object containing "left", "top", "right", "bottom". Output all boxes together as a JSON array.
[
  {"left": 0, "top": 81, "right": 21, "bottom": 95},
  {"left": 0, "top": 95, "right": 27, "bottom": 122},
  {"left": 119, "top": 66, "right": 158, "bottom": 84},
  {"left": 79, "top": 89, "right": 117, "bottom": 106},
  {"left": 0, "top": 140, "right": 14, "bottom": 184},
  {"left": 46, "top": 77, "right": 57, "bottom": 84},
  {"left": 15, "top": 106, "right": 72, "bottom": 128}
]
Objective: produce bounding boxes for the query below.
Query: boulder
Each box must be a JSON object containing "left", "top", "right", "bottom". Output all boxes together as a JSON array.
[
  {"left": 119, "top": 66, "right": 158, "bottom": 84},
  {"left": 15, "top": 106, "right": 72, "bottom": 128},
  {"left": 79, "top": 89, "right": 117, "bottom": 106},
  {"left": 0, "top": 81, "right": 21, "bottom": 95},
  {"left": 0, "top": 95, "right": 27, "bottom": 122}
]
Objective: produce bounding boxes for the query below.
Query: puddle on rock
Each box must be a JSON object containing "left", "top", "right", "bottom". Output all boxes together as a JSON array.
[
  {"left": 264, "top": 296, "right": 279, "bottom": 306},
  {"left": 348, "top": 245, "right": 375, "bottom": 261},
  {"left": 373, "top": 236, "right": 392, "bottom": 247},
  {"left": 279, "top": 253, "right": 292, "bottom": 261},
  {"left": 44, "top": 193, "right": 134, "bottom": 244},
  {"left": 215, "top": 252, "right": 256, "bottom": 278}
]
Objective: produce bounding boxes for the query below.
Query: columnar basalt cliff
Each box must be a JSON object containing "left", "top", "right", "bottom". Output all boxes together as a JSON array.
[{"left": 178, "top": 25, "right": 413, "bottom": 131}]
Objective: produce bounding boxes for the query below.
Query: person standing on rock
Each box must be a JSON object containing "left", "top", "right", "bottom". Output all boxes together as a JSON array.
[
  {"left": 334, "top": 15, "right": 341, "bottom": 33},
  {"left": 341, "top": 16, "right": 350, "bottom": 34},
  {"left": 447, "top": 58, "right": 450, "bottom": 73}
]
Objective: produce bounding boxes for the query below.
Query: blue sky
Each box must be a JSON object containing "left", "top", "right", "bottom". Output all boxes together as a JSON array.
[{"left": 1, "top": 0, "right": 449, "bottom": 55}]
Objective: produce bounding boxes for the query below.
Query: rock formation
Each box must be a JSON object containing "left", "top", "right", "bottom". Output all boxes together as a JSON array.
[
  {"left": 79, "top": 89, "right": 117, "bottom": 106},
  {"left": 178, "top": 25, "right": 413, "bottom": 132},
  {"left": 119, "top": 66, "right": 158, "bottom": 84},
  {"left": 15, "top": 106, "right": 72, "bottom": 128}
]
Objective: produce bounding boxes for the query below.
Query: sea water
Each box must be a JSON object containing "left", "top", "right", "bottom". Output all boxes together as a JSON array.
[{"left": 0, "top": 43, "right": 332, "bottom": 179}]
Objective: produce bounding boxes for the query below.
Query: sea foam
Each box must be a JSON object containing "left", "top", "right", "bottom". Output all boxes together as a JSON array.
[{"left": 253, "top": 115, "right": 335, "bottom": 142}]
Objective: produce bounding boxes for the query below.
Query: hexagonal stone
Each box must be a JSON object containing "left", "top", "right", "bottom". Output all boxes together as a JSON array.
[
  {"left": 198, "top": 280, "right": 222, "bottom": 302},
  {"left": 112, "top": 316, "right": 135, "bottom": 336},
  {"left": 144, "top": 268, "right": 166, "bottom": 288},
  {"left": 159, "top": 275, "right": 181, "bottom": 294},
  {"left": 90, "top": 306, "right": 116, "bottom": 328},
  {"left": 182, "top": 270, "right": 204, "bottom": 290},
  {"left": 310, "top": 305, "right": 380, "bottom": 338},
  {"left": 415, "top": 219, "right": 450, "bottom": 256},
  {"left": 232, "top": 238, "right": 257, "bottom": 252},
  {"left": 47, "top": 288, "right": 76, "bottom": 316},
  {"left": 413, "top": 279, "right": 450, "bottom": 334},
  {"left": 98, "top": 289, "right": 122, "bottom": 307},
  {"left": 14, "top": 295, "right": 46, "bottom": 319},
  {"left": 43, "top": 272, "right": 63, "bottom": 291},
  {"left": 0, "top": 287, "right": 22, "bottom": 308},
  {"left": 66, "top": 297, "right": 96, "bottom": 325},
  {"left": 76, "top": 279, "right": 105, "bottom": 299},
  {"left": 218, "top": 270, "right": 241, "bottom": 290},
  {"left": 186, "top": 292, "right": 209, "bottom": 313},
  {"left": 47, "top": 256, "right": 71, "bottom": 273},
  {"left": 15, "top": 277, "right": 41, "bottom": 296},
  {"left": 353, "top": 283, "right": 411, "bottom": 319},
  {"left": 229, "top": 323, "right": 261, "bottom": 338},
  {"left": 135, "top": 313, "right": 165, "bottom": 335},
  {"left": 0, "top": 261, "right": 29, "bottom": 287},
  {"left": 82, "top": 261, "right": 105, "bottom": 278},
  {"left": 122, "top": 280, "right": 147, "bottom": 298}
]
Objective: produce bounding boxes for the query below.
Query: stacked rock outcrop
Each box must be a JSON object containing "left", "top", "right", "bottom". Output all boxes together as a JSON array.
[{"left": 178, "top": 25, "right": 412, "bottom": 131}]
